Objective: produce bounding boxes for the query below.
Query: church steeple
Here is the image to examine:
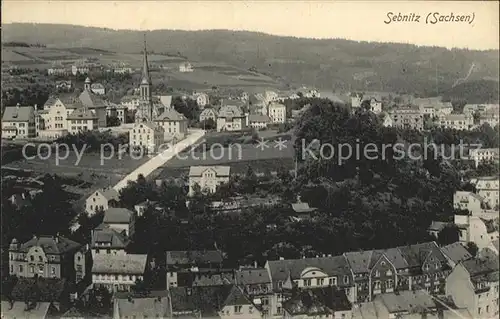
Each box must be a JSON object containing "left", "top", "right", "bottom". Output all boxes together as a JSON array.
[{"left": 140, "top": 33, "right": 152, "bottom": 102}]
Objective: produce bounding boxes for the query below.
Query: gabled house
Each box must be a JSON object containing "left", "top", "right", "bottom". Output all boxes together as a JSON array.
[
  {"left": 113, "top": 290, "right": 170, "bottom": 319},
  {"left": 85, "top": 187, "right": 120, "bottom": 216},
  {"left": 282, "top": 287, "right": 352, "bottom": 319},
  {"left": 236, "top": 268, "right": 273, "bottom": 315},
  {"left": 92, "top": 253, "right": 148, "bottom": 292},
  {"left": 91, "top": 223, "right": 130, "bottom": 257},
  {"left": 102, "top": 207, "right": 135, "bottom": 237},
  {"left": 129, "top": 121, "right": 165, "bottom": 153},
  {"left": 248, "top": 114, "right": 271, "bottom": 129},
  {"left": 440, "top": 242, "right": 473, "bottom": 268},
  {"left": 217, "top": 104, "right": 247, "bottom": 132},
  {"left": 166, "top": 250, "right": 224, "bottom": 289},
  {"left": 154, "top": 109, "right": 188, "bottom": 141},
  {"left": 1, "top": 104, "right": 36, "bottom": 139},
  {"left": 188, "top": 165, "right": 230, "bottom": 196},
  {"left": 169, "top": 286, "right": 232, "bottom": 317},
  {"left": 219, "top": 285, "right": 263, "bottom": 318}
]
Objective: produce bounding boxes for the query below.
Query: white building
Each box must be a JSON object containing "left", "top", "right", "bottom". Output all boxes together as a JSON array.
[
  {"left": 268, "top": 102, "right": 287, "bottom": 124},
  {"left": 454, "top": 214, "right": 499, "bottom": 250},
  {"left": 188, "top": 166, "right": 230, "bottom": 196},
  {"left": 92, "top": 254, "right": 148, "bottom": 292},
  {"left": 199, "top": 108, "right": 217, "bottom": 123},
  {"left": 193, "top": 92, "right": 210, "bottom": 107},
  {"left": 179, "top": 62, "right": 193, "bottom": 73},
  {"left": 90, "top": 83, "right": 106, "bottom": 95},
  {"left": 217, "top": 105, "right": 247, "bottom": 132},
  {"left": 474, "top": 177, "right": 499, "bottom": 210},
  {"left": 66, "top": 107, "right": 99, "bottom": 134},
  {"left": 454, "top": 191, "right": 484, "bottom": 215},
  {"left": 351, "top": 94, "right": 362, "bottom": 108},
  {"left": 1, "top": 104, "right": 36, "bottom": 139},
  {"left": 439, "top": 114, "right": 474, "bottom": 131},
  {"left": 121, "top": 96, "right": 140, "bottom": 111},
  {"left": 381, "top": 113, "right": 393, "bottom": 127},
  {"left": 85, "top": 187, "right": 120, "bottom": 216},
  {"left": 479, "top": 110, "right": 500, "bottom": 128},
  {"left": 129, "top": 122, "right": 164, "bottom": 153},
  {"left": 154, "top": 109, "right": 188, "bottom": 141},
  {"left": 106, "top": 103, "right": 128, "bottom": 124},
  {"left": 368, "top": 98, "right": 382, "bottom": 114},
  {"left": 469, "top": 148, "right": 499, "bottom": 168},
  {"left": 248, "top": 114, "right": 271, "bottom": 129}
]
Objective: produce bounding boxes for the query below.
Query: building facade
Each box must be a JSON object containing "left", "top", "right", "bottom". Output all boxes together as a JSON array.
[
  {"left": 391, "top": 108, "right": 424, "bottom": 131},
  {"left": 188, "top": 166, "right": 231, "bottom": 196},
  {"left": 217, "top": 105, "right": 247, "bottom": 132},
  {"left": 154, "top": 109, "right": 188, "bottom": 141},
  {"left": 129, "top": 122, "right": 164, "bottom": 154},
  {"left": 1, "top": 104, "right": 36, "bottom": 139},
  {"left": 268, "top": 103, "right": 287, "bottom": 124},
  {"left": 85, "top": 187, "right": 120, "bottom": 216}
]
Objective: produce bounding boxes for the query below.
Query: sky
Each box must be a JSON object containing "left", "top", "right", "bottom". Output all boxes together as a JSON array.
[{"left": 2, "top": 0, "right": 499, "bottom": 50}]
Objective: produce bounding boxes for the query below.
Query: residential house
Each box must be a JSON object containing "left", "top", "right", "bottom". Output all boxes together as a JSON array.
[
  {"left": 188, "top": 165, "right": 230, "bottom": 196},
  {"left": 66, "top": 106, "right": 98, "bottom": 134},
  {"left": 454, "top": 215, "right": 499, "bottom": 250},
  {"left": 92, "top": 254, "right": 148, "bottom": 292},
  {"left": 113, "top": 66, "right": 133, "bottom": 74},
  {"left": 427, "top": 221, "right": 452, "bottom": 239},
  {"left": 102, "top": 207, "right": 136, "bottom": 237},
  {"left": 85, "top": 187, "right": 120, "bottom": 216},
  {"left": 445, "top": 256, "right": 499, "bottom": 318},
  {"left": 353, "top": 290, "right": 439, "bottom": 319},
  {"left": 474, "top": 177, "right": 499, "bottom": 210},
  {"left": 248, "top": 114, "right": 271, "bottom": 129},
  {"left": 169, "top": 286, "right": 233, "bottom": 317},
  {"left": 368, "top": 97, "right": 382, "bottom": 114},
  {"left": 194, "top": 92, "right": 210, "bottom": 107},
  {"left": 351, "top": 94, "right": 362, "bottom": 108},
  {"left": 217, "top": 105, "right": 247, "bottom": 132},
  {"left": 1, "top": 104, "right": 36, "bottom": 139},
  {"left": 381, "top": 112, "right": 393, "bottom": 127},
  {"left": 479, "top": 109, "right": 499, "bottom": 128},
  {"left": 179, "top": 62, "right": 194, "bottom": 72},
  {"left": 265, "top": 255, "right": 355, "bottom": 317},
  {"left": 120, "top": 96, "right": 140, "bottom": 111},
  {"left": 391, "top": 108, "right": 424, "bottom": 131},
  {"left": 91, "top": 223, "right": 130, "bottom": 257},
  {"left": 440, "top": 242, "right": 473, "bottom": 268},
  {"left": 439, "top": 114, "right": 474, "bottom": 131},
  {"left": 71, "top": 64, "right": 90, "bottom": 76},
  {"left": 219, "top": 285, "right": 263, "bottom": 318},
  {"left": 37, "top": 96, "right": 79, "bottom": 139},
  {"left": 78, "top": 88, "right": 107, "bottom": 127},
  {"left": 48, "top": 67, "right": 70, "bottom": 76},
  {"left": 199, "top": 108, "right": 217, "bottom": 123},
  {"left": 249, "top": 94, "right": 268, "bottom": 115},
  {"left": 268, "top": 103, "right": 287, "bottom": 124},
  {"left": 298, "top": 88, "right": 320, "bottom": 98},
  {"left": 106, "top": 103, "right": 128, "bottom": 124},
  {"left": 129, "top": 121, "right": 165, "bottom": 154},
  {"left": 236, "top": 268, "right": 273, "bottom": 316},
  {"left": 469, "top": 148, "right": 499, "bottom": 168},
  {"left": 9, "top": 235, "right": 83, "bottom": 282},
  {"left": 113, "top": 290, "right": 170, "bottom": 319},
  {"left": 165, "top": 250, "right": 224, "bottom": 289},
  {"left": 282, "top": 287, "right": 352, "bottom": 319},
  {"left": 453, "top": 191, "right": 484, "bottom": 214},
  {"left": 90, "top": 83, "right": 106, "bottom": 95},
  {"left": 154, "top": 109, "right": 188, "bottom": 141},
  {"left": 56, "top": 80, "right": 73, "bottom": 91}
]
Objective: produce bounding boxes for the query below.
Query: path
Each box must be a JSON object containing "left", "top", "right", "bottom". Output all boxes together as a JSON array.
[{"left": 113, "top": 129, "right": 205, "bottom": 191}]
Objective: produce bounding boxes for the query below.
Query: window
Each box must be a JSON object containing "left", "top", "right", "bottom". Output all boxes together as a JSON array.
[
  {"left": 387, "top": 279, "right": 394, "bottom": 288},
  {"left": 39, "top": 256, "right": 43, "bottom": 262},
  {"left": 486, "top": 306, "right": 489, "bottom": 313},
  {"left": 234, "top": 305, "right": 242, "bottom": 313},
  {"left": 386, "top": 270, "right": 392, "bottom": 276},
  {"left": 115, "top": 275, "right": 119, "bottom": 280},
  {"left": 10, "top": 265, "right": 13, "bottom": 273},
  {"left": 30, "top": 255, "right": 34, "bottom": 262},
  {"left": 304, "top": 279, "right": 312, "bottom": 286},
  {"left": 375, "top": 270, "right": 380, "bottom": 277},
  {"left": 51, "top": 267, "right": 55, "bottom": 275},
  {"left": 478, "top": 307, "right": 481, "bottom": 315},
  {"left": 344, "top": 275, "right": 349, "bottom": 284},
  {"left": 318, "top": 278, "right": 324, "bottom": 286}
]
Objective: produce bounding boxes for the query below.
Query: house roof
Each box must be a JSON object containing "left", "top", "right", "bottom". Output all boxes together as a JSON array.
[
  {"left": 441, "top": 242, "right": 473, "bottom": 264},
  {"left": 57, "top": 94, "right": 85, "bottom": 109},
  {"left": 134, "top": 121, "right": 162, "bottom": 131},
  {"left": 14, "top": 235, "right": 81, "bottom": 255},
  {"left": 235, "top": 268, "right": 271, "bottom": 285},
  {"left": 200, "top": 108, "right": 217, "bottom": 116},
  {"left": 268, "top": 102, "right": 286, "bottom": 109},
  {"left": 158, "top": 95, "right": 173, "bottom": 108},
  {"left": 91, "top": 224, "right": 130, "bottom": 249},
  {"left": 344, "top": 246, "right": 409, "bottom": 274},
  {"left": 114, "top": 292, "right": 170, "bottom": 318},
  {"left": 291, "top": 202, "right": 317, "bottom": 213},
  {"left": 166, "top": 250, "right": 224, "bottom": 266},
  {"left": 90, "top": 83, "right": 105, "bottom": 90},
  {"left": 79, "top": 89, "right": 107, "bottom": 109},
  {"left": 248, "top": 114, "right": 271, "bottom": 123},
  {"left": 169, "top": 286, "right": 232, "bottom": 316},
  {"left": 397, "top": 242, "right": 446, "bottom": 269},
  {"left": 103, "top": 207, "right": 133, "bottom": 224},
  {"left": 155, "top": 109, "right": 186, "bottom": 122},
  {"left": 375, "top": 290, "right": 437, "bottom": 314},
  {"left": 92, "top": 254, "right": 148, "bottom": 275},
  {"left": 218, "top": 105, "right": 244, "bottom": 118},
  {"left": 266, "top": 255, "right": 352, "bottom": 285},
  {"left": 121, "top": 95, "right": 139, "bottom": 103},
  {"left": 0, "top": 301, "right": 52, "bottom": 319},
  {"left": 192, "top": 271, "right": 235, "bottom": 287},
  {"left": 2, "top": 105, "right": 34, "bottom": 122},
  {"left": 223, "top": 285, "right": 252, "bottom": 307},
  {"left": 97, "top": 187, "right": 120, "bottom": 201},
  {"left": 188, "top": 166, "right": 230, "bottom": 177},
  {"left": 66, "top": 107, "right": 97, "bottom": 120},
  {"left": 462, "top": 256, "right": 499, "bottom": 278},
  {"left": 481, "top": 218, "right": 499, "bottom": 234},
  {"left": 282, "top": 287, "right": 351, "bottom": 316},
  {"left": 428, "top": 221, "right": 451, "bottom": 231}
]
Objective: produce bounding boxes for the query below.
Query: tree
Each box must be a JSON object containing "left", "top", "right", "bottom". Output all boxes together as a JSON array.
[
  {"left": 106, "top": 115, "right": 121, "bottom": 127},
  {"left": 437, "top": 225, "right": 459, "bottom": 246},
  {"left": 465, "top": 242, "right": 479, "bottom": 257}
]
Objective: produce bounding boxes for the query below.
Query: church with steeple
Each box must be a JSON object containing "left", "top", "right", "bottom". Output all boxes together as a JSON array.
[{"left": 135, "top": 34, "right": 157, "bottom": 123}]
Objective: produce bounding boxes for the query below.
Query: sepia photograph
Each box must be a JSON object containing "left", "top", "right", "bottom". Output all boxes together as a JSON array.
[{"left": 1, "top": 1, "right": 499, "bottom": 318}]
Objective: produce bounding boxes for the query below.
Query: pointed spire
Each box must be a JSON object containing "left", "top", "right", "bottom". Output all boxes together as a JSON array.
[{"left": 141, "top": 33, "right": 150, "bottom": 84}]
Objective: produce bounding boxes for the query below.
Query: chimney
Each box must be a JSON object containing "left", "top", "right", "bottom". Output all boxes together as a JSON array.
[{"left": 54, "top": 234, "right": 59, "bottom": 243}]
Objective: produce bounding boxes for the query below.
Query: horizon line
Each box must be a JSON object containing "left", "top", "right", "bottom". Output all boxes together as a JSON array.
[{"left": 3, "top": 22, "right": 499, "bottom": 52}]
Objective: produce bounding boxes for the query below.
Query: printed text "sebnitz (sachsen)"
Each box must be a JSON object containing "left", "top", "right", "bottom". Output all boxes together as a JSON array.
[{"left": 384, "top": 12, "right": 475, "bottom": 24}]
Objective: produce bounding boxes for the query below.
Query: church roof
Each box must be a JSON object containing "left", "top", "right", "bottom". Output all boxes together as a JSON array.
[{"left": 141, "top": 34, "right": 151, "bottom": 85}]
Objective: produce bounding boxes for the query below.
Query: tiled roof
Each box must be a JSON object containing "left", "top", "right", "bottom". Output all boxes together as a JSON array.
[
  {"left": 43, "top": 96, "right": 57, "bottom": 108},
  {"left": 67, "top": 107, "right": 97, "bottom": 120},
  {"left": 92, "top": 254, "right": 147, "bottom": 275},
  {"left": 169, "top": 286, "right": 232, "bottom": 316},
  {"left": 166, "top": 250, "right": 224, "bottom": 266},
  {"left": 158, "top": 95, "right": 173, "bottom": 108},
  {"left": 282, "top": 287, "right": 351, "bottom": 315},
  {"left": 91, "top": 224, "right": 130, "bottom": 249},
  {"left": 344, "top": 251, "right": 374, "bottom": 274},
  {"left": 375, "top": 290, "right": 437, "bottom": 313},
  {"left": 155, "top": 109, "right": 186, "bottom": 122},
  {"left": 103, "top": 207, "right": 133, "bottom": 224},
  {"left": 98, "top": 187, "right": 120, "bottom": 201},
  {"left": 79, "top": 89, "right": 107, "bottom": 109},
  {"left": 267, "top": 255, "right": 352, "bottom": 285},
  {"left": 133, "top": 121, "right": 162, "bottom": 131},
  {"left": 428, "top": 221, "right": 451, "bottom": 231},
  {"left": 200, "top": 108, "right": 217, "bottom": 117},
  {"left": 235, "top": 268, "right": 271, "bottom": 285},
  {"left": 223, "top": 285, "right": 252, "bottom": 307},
  {"left": 188, "top": 166, "right": 230, "bottom": 177},
  {"left": 291, "top": 202, "right": 317, "bottom": 213},
  {"left": 14, "top": 236, "right": 81, "bottom": 255},
  {"left": 397, "top": 242, "right": 446, "bottom": 269},
  {"left": 57, "top": 95, "right": 85, "bottom": 109},
  {"left": 114, "top": 291, "right": 170, "bottom": 318},
  {"left": 441, "top": 242, "right": 473, "bottom": 264},
  {"left": 192, "top": 271, "right": 235, "bottom": 287},
  {"left": 248, "top": 114, "right": 270, "bottom": 123},
  {"left": 369, "top": 248, "right": 409, "bottom": 269},
  {"left": 2, "top": 105, "right": 34, "bottom": 122},
  {"left": 90, "top": 83, "right": 105, "bottom": 90},
  {"left": 462, "top": 256, "right": 499, "bottom": 277},
  {"left": 218, "top": 105, "right": 244, "bottom": 118},
  {"left": 0, "top": 301, "right": 52, "bottom": 319}
]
